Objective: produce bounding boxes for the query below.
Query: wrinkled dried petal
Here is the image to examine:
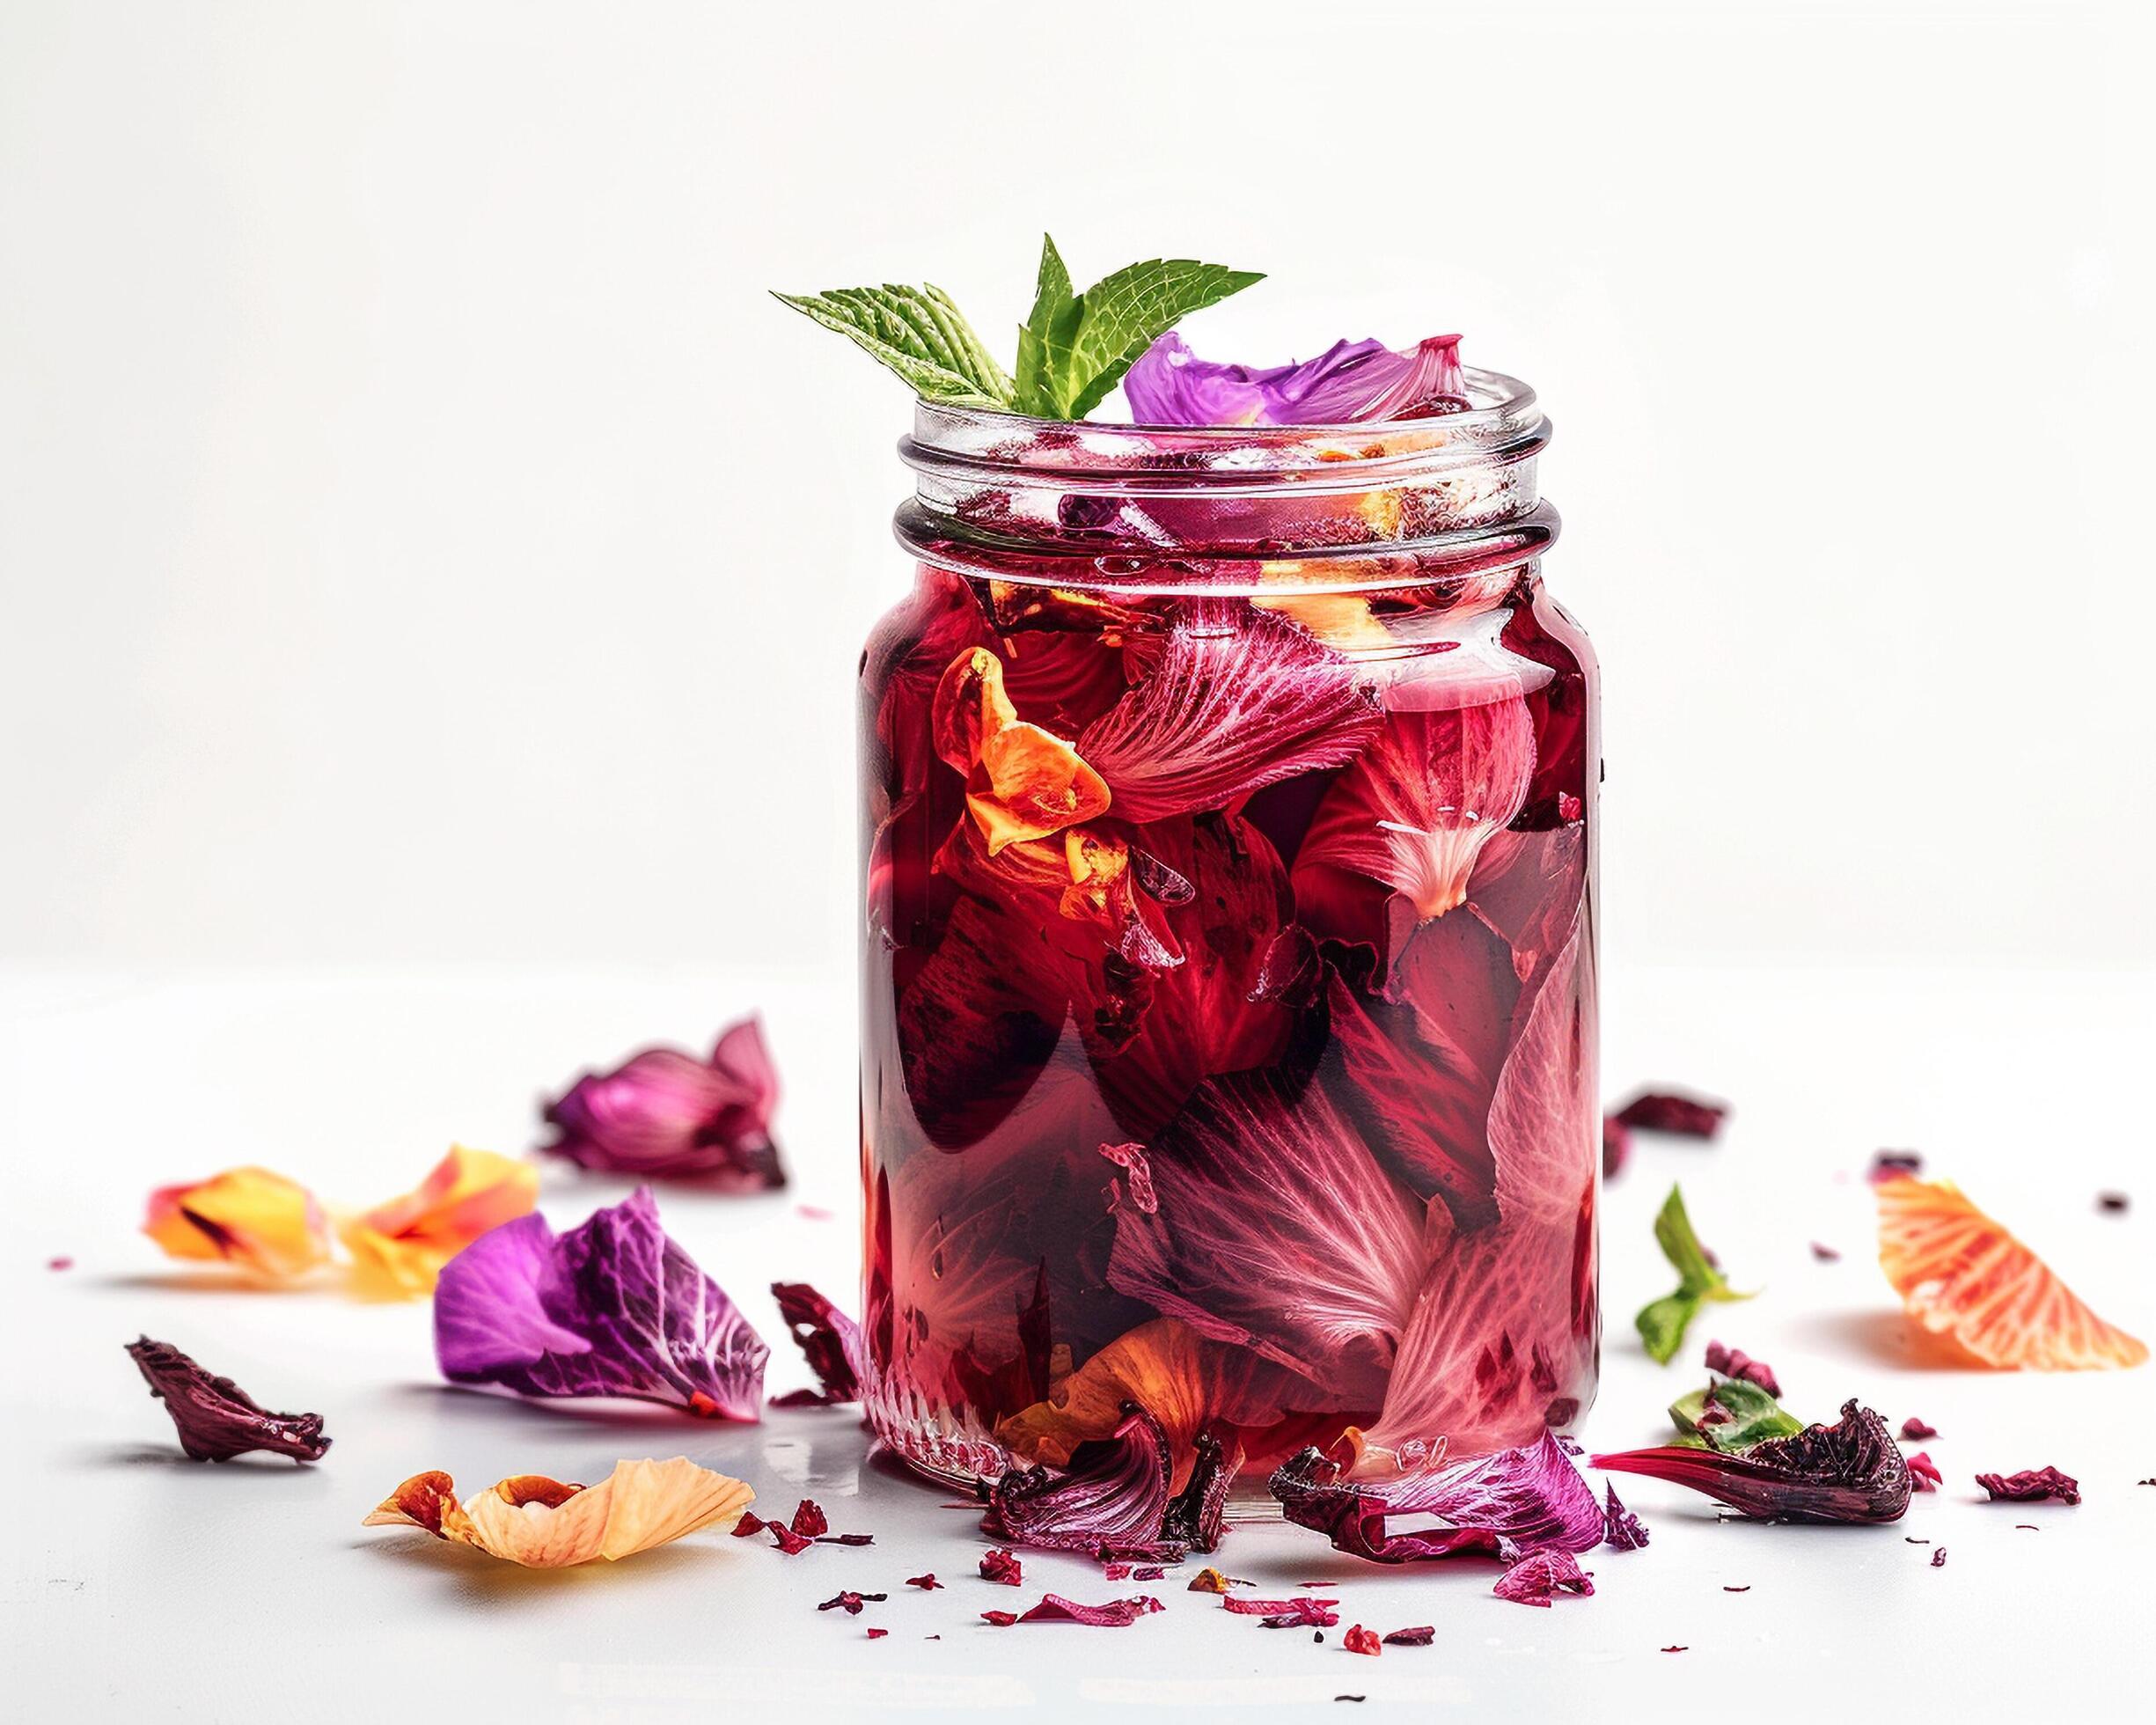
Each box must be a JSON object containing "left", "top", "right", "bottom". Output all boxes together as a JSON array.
[
  {"left": 906, "top": 1573, "right": 942, "bottom": 1589},
  {"left": 541, "top": 1017, "right": 786, "bottom": 1187},
  {"left": 1161, "top": 1429, "right": 1239, "bottom": 1554},
  {"left": 1602, "top": 1113, "right": 1632, "bottom": 1178},
  {"left": 1901, "top": 1417, "right": 1938, "bottom": 1440},
  {"left": 1098, "top": 1142, "right": 1159, "bottom": 1215},
  {"left": 1611, "top": 1091, "right": 1727, "bottom": 1139},
  {"left": 1492, "top": 1547, "right": 1594, "bottom": 1606},
  {"left": 1907, "top": 1451, "right": 1942, "bottom": 1491},
  {"left": 125, "top": 1337, "right": 329, "bottom": 1464},
  {"left": 768, "top": 1521, "right": 812, "bottom": 1554},
  {"left": 341, "top": 1146, "right": 538, "bottom": 1296},
  {"left": 789, "top": 1499, "right": 830, "bottom": 1538},
  {"left": 1343, "top": 1624, "right": 1382, "bottom": 1655},
  {"left": 980, "top": 1547, "right": 1023, "bottom": 1586},
  {"left": 1976, "top": 1467, "right": 2080, "bottom": 1504},
  {"left": 983, "top": 1402, "right": 1182, "bottom": 1560},
  {"left": 981, "top": 1594, "right": 1164, "bottom": 1627},
  {"left": 1594, "top": 1400, "right": 1911, "bottom": 1523},
  {"left": 1876, "top": 1177, "right": 2147, "bottom": 1370},
  {"left": 1225, "top": 1595, "right": 1340, "bottom": 1626},
  {"left": 818, "top": 1590, "right": 887, "bottom": 1614},
  {"left": 1931, "top": 1546, "right": 1947, "bottom": 1567},
  {"left": 1704, "top": 1340, "right": 1782, "bottom": 1399},
  {"left": 1272, "top": 1430, "right": 1602, "bottom": 1564},
  {"left": 434, "top": 1187, "right": 768, "bottom": 1420},
  {"left": 362, "top": 1457, "right": 752, "bottom": 1567},
  {"left": 1383, "top": 1626, "right": 1435, "bottom": 1647},
  {"left": 1602, "top": 1482, "right": 1649, "bottom": 1551},
  {"left": 142, "top": 1166, "right": 330, "bottom": 1281}
]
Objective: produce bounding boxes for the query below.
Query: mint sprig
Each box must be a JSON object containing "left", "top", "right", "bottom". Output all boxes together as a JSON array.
[
  {"left": 774, "top": 235, "right": 1261, "bottom": 421},
  {"left": 1634, "top": 1185, "right": 1754, "bottom": 1364}
]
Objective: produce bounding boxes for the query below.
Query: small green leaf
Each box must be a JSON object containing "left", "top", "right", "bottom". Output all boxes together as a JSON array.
[
  {"left": 773, "top": 284, "right": 1013, "bottom": 405},
  {"left": 1636, "top": 1291, "right": 1699, "bottom": 1364},
  {"left": 1048, "top": 258, "right": 1265, "bottom": 420},
  {"left": 1013, "top": 234, "right": 1078, "bottom": 410},
  {"left": 1635, "top": 1184, "right": 1754, "bottom": 1365},
  {"left": 1669, "top": 1379, "right": 1806, "bottom": 1450}
]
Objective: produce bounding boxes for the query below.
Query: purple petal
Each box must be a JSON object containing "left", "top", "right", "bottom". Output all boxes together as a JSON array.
[
  {"left": 435, "top": 1188, "right": 768, "bottom": 1420},
  {"left": 1123, "top": 331, "right": 1469, "bottom": 427},
  {"left": 540, "top": 1016, "right": 786, "bottom": 1186}
]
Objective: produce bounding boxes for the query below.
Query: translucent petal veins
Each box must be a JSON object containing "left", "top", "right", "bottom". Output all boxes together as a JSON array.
[
  {"left": 1076, "top": 603, "right": 1382, "bottom": 823},
  {"left": 434, "top": 1188, "right": 768, "bottom": 1420},
  {"left": 981, "top": 1402, "right": 1184, "bottom": 1560}
]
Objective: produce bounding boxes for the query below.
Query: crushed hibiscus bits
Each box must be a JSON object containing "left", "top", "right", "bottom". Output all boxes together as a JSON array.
[
  {"left": 1900, "top": 1417, "right": 1939, "bottom": 1441},
  {"left": 1492, "top": 1548, "right": 1595, "bottom": 1606},
  {"left": 2096, "top": 1192, "right": 2128, "bottom": 1214},
  {"left": 1976, "top": 1467, "right": 2080, "bottom": 1505},
  {"left": 980, "top": 1547, "right": 1023, "bottom": 1586},
  {"left": 1602, "top": 1482, "right": 1649, "bottom": 1551},
  {"left": 732, "top": 1511, "right": 767, "bottom": 1538},
  {"left": 866, "top": 1627, "right": 888, "bottom": 1640},
  {"left": 1382, "top": 1626, "right": 1435, "bottom": 1647},
  {"left": 906, "top": 1573, "right": 942, "bottom": 1589},
  {"left": 124, "top": 1337, "right": 330, "bottom": 1464},
  {"left": 790, "top": 1499, "right": 830, "bottom": 1537},
  {"left": 1612, "top": 1090, "right": 1728, "bottom": 1138},
  {"left": 1931, "top": 1548, "right": 1947, "bottom": 1567},
  {"left": 1343, "top": 1625, "right": 1382, "bottom": 1656},
  {"left": 981, "top": 1595, "right": 1163, "bottom": 1627},
  {"left": 1704, "top": 1340, "right": 1782, "bottom": 1398},
  {"left": 818, "top": 1590, "right": 888, "bottom": 1615},
  {"left": 1225, "top": 1596, "right": 1340, "bottom": 1628},
  {"left": 1595, "top": 1400, "right": 1912, "bottom": 1523}
]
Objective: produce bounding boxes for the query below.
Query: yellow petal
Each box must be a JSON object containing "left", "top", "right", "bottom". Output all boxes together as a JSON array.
[
  {"left": 365, "top": 1459, "right": 755, "bottom": 1568},
  {"left": 142, "top": 1166, "right": 330, "bottom": 1281},
  {"left": 341, "top": 1146, "right": 538, "bottom": 1296}
]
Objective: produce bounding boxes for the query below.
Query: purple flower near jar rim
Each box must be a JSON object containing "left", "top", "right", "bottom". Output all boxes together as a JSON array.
[
  {"left": 1120, "top": 331, "right": 1469, "bottom": 427},
  {"left": 541, "top": 1016, "right": 786, "bottom": 1188}
]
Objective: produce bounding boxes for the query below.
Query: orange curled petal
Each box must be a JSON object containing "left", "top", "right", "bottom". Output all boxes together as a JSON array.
[
  {"left": 1877, "top": 1176, "right": 2148, "bottom": 1371},
  {"left": 971, "top": 723, "right": 1111, "bottom": 853},
  {"left": 932, "top": 648, "right": 1018, "bottom": 774},
  {"left": 340, "top": 1146, "right": 538, "bottom": 1296},
  {"left": 142, "top": 1166, "right": 331, "bottom": 1281},
  {"left": 363, "top": 1458, "right": 755, "bottom": 1568}
]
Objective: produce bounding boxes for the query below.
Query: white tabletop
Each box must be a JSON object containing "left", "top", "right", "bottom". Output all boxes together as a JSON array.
[{"left": 5, "top": 964, "right": 2152, "bottom": 1721}]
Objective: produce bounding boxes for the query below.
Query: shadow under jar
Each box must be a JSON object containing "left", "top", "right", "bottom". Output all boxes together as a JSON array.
[{"left": 859, "top": 370, "right": 1598, "bottom": 1507}]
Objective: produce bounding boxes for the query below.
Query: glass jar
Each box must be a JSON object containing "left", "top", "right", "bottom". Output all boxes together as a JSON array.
[{"left": 859, "top": 371, "right": 1597, "bottom": 1498}]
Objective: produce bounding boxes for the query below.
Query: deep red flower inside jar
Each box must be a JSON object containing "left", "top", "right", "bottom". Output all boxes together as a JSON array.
[{"left": 859, "top": 372, "right": 1597, "bottom": 1502}]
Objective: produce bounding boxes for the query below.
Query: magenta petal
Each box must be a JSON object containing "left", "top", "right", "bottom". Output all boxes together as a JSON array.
[
  {"left": 1123, "top": 332, "right": 1469, "bottom": 427},
  {"left": 1270, "top": 1430, "right": 1603, "bottom": 1565},
  {"left": 1076, "top": 603, "right": 1382, "bottom": 823},
  {"left": 434, "top": 1188, "right": 768, "bottom": 1420},
  {"left": 542, "top": 1016, "right": 786, "bottom": 1186},
  {"left": 1492, "top": 1547, "right": 1594, "bottom": 1606},
  {"left": 986, "top": 1594, "right": 1165, "bottom": 1627},
  {"left": 771, "top": 1281, "right": 867, "bottom": 1405},
  {"left": 1105, "top": 1068, "right": 1430, "bottom": 1404},
  {"left": 983, "top": 1402, "right": 1182, "bottom": 1560}
]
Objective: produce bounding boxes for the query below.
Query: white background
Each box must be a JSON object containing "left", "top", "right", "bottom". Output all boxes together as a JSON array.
[
  {"left": 5, "top": 0, "right": 2153, "bottom": 975},
  {"left": 5, "top": 4, "right": 2155, "bottom": 1722}
]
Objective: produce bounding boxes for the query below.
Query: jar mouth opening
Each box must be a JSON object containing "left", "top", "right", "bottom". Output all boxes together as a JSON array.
[{"left": 904, "top": 366, "right": 1544, "bottom": 486}]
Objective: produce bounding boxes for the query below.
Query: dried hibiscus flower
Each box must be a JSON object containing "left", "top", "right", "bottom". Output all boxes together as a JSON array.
[
  {"left": 1610, "top": 1090, "right": 1727, "bottom": 1139},
  {"left": 1876, "top": 1176, "right": 2147, "bottom": 1370},
  {"left": 340, "top": 1146, "right": 537, "bottom": 1296},
  {"left": 981, "top": 1594, "right": 1163, "bottom": 1628},
  {"left": 1492, "top": 1547, "right": 1594, "bottom": 1606},
  {"left": 981, "top": 1402, "right": 1226, "bottom": 1561},
  {"left": 1270, "top": 1429, "right": 1602, "bottom": 1564},
  {"left": 1595, "top": 1399, "right": 1911, "bottom": 1523},
  {"left": 1703, "top": 1340, "right": 1781, "bottom": 1399},
  {"left": 434, "top": 1186, "right": 768, "bottom": 1420},
  {"left": 1976, "top": 1467, "right": 2080, "bottom": 1504},
  {"left": 363, "top": 1457, "right": 752, "bottom": 1567},
  {"left": 142, "top": 1166, "right": 329, "bottom": 1281},
  {"left": 541, "top": 1017, "right": 786, "bottom": 1188},
  {"left": 770, "top": 1281, "right": 865, "bottom": 1406},
  {"left": 125, "top": 1337, "right": 329, "bottom": 1464}
]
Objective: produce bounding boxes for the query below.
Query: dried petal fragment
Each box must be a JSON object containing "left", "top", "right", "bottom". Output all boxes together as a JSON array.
[
  {"left": 341, "top": 1147, "right": 538, "bottom": 1296},
  {"left": 363, "top": 1457, "right": 752, "bottom": 1567},
  {"left": 1876, "top": 1177, "right": 2148, "bottom": 1369},
  {"left": 1901, "top": 1417, "right": 1939, "bottom": 1440},
  {"left": 1611, "top": 1091, "right": 1727, "bottom": 1139},
  {"left": 1870, "top": 1151, "right": 1924, "bottom": 1184},
  {"left": 979, "top": 1594, "right": 1163, "bottom": 1627},
  {"left": 980, "top": 1547, "right": 1023, "bottom": 1586},
  {"left": 768, "top": 1521, "right": 812, "bottom": 1554},
  {"left": 818, "top": 1590, "right": 887, "bottom": 1614},
  {"left": 1907, "top": 1452, "right": 1942, "bottom": 1492},
  {"left": 1492, "top": 1547, "right": 1594, "bottom": 1606},
  {"left": 1075, "top": 602, "right": 1381, "bottom": 822},
  {"left": 789, "top": 1499, "right": 830, "bottom": 1538},
  {"left": 1271, "top": 1430, "right": 1602, "bottom": 1564},
  {"left": 1383, "top": 1626, "right": 1435, "bottom": 1647},
  {"left": 1602, "top": 1482, "right": 1649, "bottom": 1551},
  {"left": 1187, "top": 1567, "right": 1250, "bottom": 1593},
  {"left": 434, "top": 1187, "right": 768, "bottom": 1420},
  {"left": 541, "top": 1017, "right": 786, "bottom": 1187},
  {"left": 982, "top": 1402, "right": 1181, "bottom": 1560},
  {"left": 1161, "top": 1429, "right": 1240, "bottom": 1554},
  {"left": 1976, "top": 1467, "right": 2080, "bottom": 1504},
  {"left": 142, "top": 1166, "right": 330, "bottom": 1281},
  {"left": 1704, "top": 1340, "right": 1782, "bottom": 1399},
  {"left": 1343, "top": 1625, "right": 1382, "bottom": 1655},
  {"left": 1594, "top": 1400, "right": 1910, "bottom": 1523},
  {"left": 1931, "top": 1546, "right": 1947, "bottom": 1567},
  {"left": 770, "top": 1281, "right": 864, "bottom": 1406},
  {"left": 1098, "top": 1142, "right": 1158, "bottom": 1215},
  {"left": 1225, "top": 1596, "right": 1340, "bottom": 1626},
  {"left": 906, "top": 1573, "right": 942, "bottom": 1589},
  {"left": 124, "top": 1336, "right": 329, "bottom": 1464},
  {"left": 1602, "top": 1114, "right": 1632, "bottom": 1178}
]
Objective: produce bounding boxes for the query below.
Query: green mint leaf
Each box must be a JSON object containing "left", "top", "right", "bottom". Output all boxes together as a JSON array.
[
  {"left": 1025, "top": 254, "right": 1265, "bottom": 418},
  {"left": 773, "top": 284, "right": 1013, "bottom": 405},
  {"left": 1669, "top": 1380, "right": 1807, "bottom": 1451},
  {"left": 1636, "top": 1291, "right": 1700, "bottom": 1365},
  {"left": 1013, "top": 234, "right": 1078, "bottom": 410}
]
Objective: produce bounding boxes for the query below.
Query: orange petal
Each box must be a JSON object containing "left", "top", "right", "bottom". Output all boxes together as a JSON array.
[
  {"left": 1877, "top": 1176, "right": 2148, "bottom": 1370},
  {"left": 364, "top": 1458, "right": 755, "bottom": 1567},
  {"left": 142, "top": 1166, "right": 331, "bottom": 1281},
  {"left": 971, "top": 722, "right": 1111, "bottom": 854},
  {"left": 1251, "top": 592, "right": 1399, "bottom": 653},
  {"left": 932, "top": 647, "right": 1018, "bottom": 774},
  {"left": 340, "top": 1146, "right": 538, "bottom": 1296}
]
